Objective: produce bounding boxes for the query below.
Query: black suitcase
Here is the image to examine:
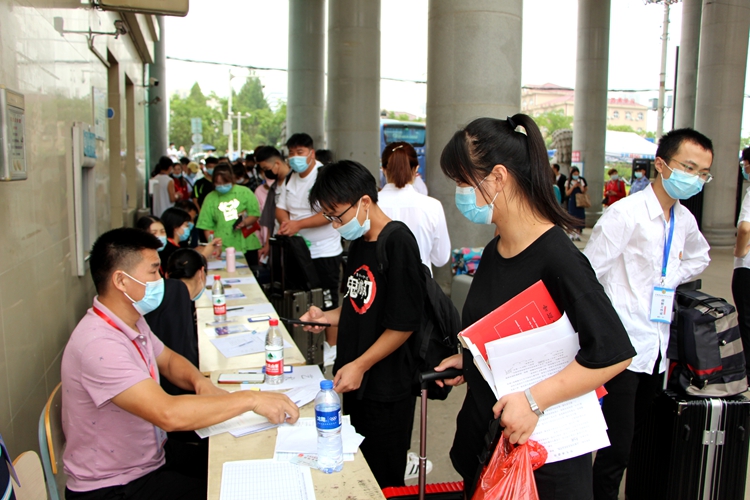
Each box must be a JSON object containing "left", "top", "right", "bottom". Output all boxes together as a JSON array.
[{"left": 626, "top": 390, "right": 750, "bottom": 500}]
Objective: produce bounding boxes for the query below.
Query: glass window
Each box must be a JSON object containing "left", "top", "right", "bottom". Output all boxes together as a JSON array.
[
  {"left": 613, "top": 111, "right": 620, "bottom": 118},
  {"left": 638, "top": 112, "right": 644, "bottom": 120},
  {"left": 626, "top": 112, "right": 632, "bottom": 120},
  {"left": 383, "top": 125, "right": 426, "bottom": 147}
]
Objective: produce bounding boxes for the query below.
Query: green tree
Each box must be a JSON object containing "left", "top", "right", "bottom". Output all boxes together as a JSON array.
[
  {"left": 169, "top": 83, "right": 227, "bottom": 156},
  {"left": 535, "top": 110, "right": 573, "bottom": 146},
  {"left": 607, "top": 124, "right": 637, "bottom": 133},
  {"left": 234, "top": 78, "right": 269, "bottom": 113}
]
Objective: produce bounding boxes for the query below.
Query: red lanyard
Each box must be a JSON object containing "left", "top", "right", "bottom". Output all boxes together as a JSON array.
[
  {"left": 93, "top": 306, "right": 157, "bottom": 381},
  {"left": 167, "top": 238, "right": 179, "bottom": 247}
]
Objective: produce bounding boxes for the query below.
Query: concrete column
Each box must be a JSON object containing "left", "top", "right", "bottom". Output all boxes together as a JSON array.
[
  {"left": 425, "top": 0, "right": 523, "bottom": 290},
  {"left": 288, "top": 0, "right": 326, "bottom": 148},
  {"left": 326, "top": 0, "right": 381, "bottom": 177},
  {"left": 694, "top": 0, "right": 750, "bottom": 246},
  {"left": 673, "top": 0, "right": 703, "bottom": 129},
  {"left": 148, "top": 16, "right": 166, "bottom": 170},
  {"left": 572, "top": 0, "right": 611, "bottom": 227}
]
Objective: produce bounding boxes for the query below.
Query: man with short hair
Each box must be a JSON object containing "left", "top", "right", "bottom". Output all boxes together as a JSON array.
[
  {"left": 255, "top": 146, "right": 291, "bottom": 261},
  {"left": 62, "top": 228, "right": 298, "bottom": 499},
  {"left": 151, "top": 156, "right": 176, "bottom": 218},
  {"left": 629, "top": 166, "right": 650, "bottom": 195},
  {"left": 276, "top": 133, "right": 343, "bottom": 311},
  {"left": 585, "top": 128, "right": 713, "bottom": 500},
  {"left": 193, "top": 157, "right": 218, "bottom": 209}
]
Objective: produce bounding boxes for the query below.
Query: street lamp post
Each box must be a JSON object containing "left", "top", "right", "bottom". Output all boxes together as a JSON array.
[
  {"left": 646, "top": 0, "right": 681, "bottom": 138},
  {"left": 227, "top": 71, "right": 255, "bottom": 157}
]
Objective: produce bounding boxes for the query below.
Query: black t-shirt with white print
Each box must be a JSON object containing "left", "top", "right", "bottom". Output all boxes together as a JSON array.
[{"left": 335, "top": 222, "right": 425, "bottom": 402}]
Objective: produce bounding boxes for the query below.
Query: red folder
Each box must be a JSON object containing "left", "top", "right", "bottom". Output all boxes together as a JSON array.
[{"left": 459, "top": 280, "right": 607, "bottom": 399}]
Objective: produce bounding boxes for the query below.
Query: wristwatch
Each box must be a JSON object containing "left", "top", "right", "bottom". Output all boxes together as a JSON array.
[{"left": 524, "top": 388, "right": 544, "bottom": 417}]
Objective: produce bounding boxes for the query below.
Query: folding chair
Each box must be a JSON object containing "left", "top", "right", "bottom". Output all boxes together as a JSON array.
[
  {"left": 11, "top": 450, "right": 47, "bottom": 500},
  {"left": 38, "top": 383, "right": 65, "bottom": 500}
]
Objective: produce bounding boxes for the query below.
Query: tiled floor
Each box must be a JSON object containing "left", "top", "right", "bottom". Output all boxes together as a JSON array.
[{"left": 404, "top": 229, "right": 745, "bottom": 499}]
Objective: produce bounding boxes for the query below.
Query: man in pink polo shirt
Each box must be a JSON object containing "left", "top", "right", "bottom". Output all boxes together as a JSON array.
[{"left": 61, "top": 228, "right": 299, "bottom": 499}]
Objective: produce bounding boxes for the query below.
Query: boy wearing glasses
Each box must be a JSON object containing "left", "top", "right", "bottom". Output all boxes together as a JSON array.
[
  {"left": 298, "top": 160, "right": 426, "bottom": 489},
  {"left": 584, "top": 128, "right": 713, "bottom": 500}
]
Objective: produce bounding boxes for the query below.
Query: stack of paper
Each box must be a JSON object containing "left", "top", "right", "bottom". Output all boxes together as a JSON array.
[
  {"left": 219, "top": 460, "right": 315, "bottom": 500},
  {"left": 273, "top": 416, "right": 364, "bottom": 462},
  {"left": 485, "top": 313, "right": 610, "bottom": 463}
]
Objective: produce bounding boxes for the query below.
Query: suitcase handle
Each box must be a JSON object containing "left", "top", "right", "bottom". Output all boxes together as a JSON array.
[{"left": 419, "top": 368, "right": 463, "bottom": 384}]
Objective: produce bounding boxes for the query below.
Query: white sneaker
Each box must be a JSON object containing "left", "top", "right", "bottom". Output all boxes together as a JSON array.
[
  {"left": 323, "top": 341, "right": 337, "bottom": 367},
  {"left": 404, "top": 451, "right": 432, "bottom": 481}
]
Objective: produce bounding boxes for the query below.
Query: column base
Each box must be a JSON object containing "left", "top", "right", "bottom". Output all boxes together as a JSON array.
[{"left": 703, "top": 225, "right": 737, "bottom": 247}]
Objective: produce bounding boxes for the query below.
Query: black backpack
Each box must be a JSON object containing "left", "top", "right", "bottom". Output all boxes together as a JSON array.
[{"left": 367, "top": 221, "right": 461, "bottom": 400}]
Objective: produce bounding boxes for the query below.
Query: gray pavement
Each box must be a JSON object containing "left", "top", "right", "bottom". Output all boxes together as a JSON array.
[{"left": 405, "top": 228, "right": 743, "bottom": 498}]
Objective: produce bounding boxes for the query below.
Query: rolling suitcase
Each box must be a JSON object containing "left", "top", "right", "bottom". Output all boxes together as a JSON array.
[
  {"left": 382, "top": 369, "right": 465, "bottom": 500},
  {"left": 268, "top": 289, "right": 324, "bottom": 365},
  {"left": 626, "top": 390, "right": 750, "bottom": 500}
]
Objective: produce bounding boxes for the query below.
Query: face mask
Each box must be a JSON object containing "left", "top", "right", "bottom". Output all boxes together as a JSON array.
[
  {"left": 206, "top": 168, "right": 215, "bottom": 176},
  {"left": 662, "top": 165, "right": 705, "bottom": 200},
  {"left": 121, "top": 272, "right": 165, "bottom": 315},
  {"left": 611, "top": 174, "right": 618, "bottom": 180},
  {"left": 216, "top": 184, "right": 232, "bottom": 194},
  {"left": 187, "top": 221, "right": 194, "bottom": 231},
  {"left": 265, "top": 170, "right": 278, "bottom": 181},
  {"left": 455, "top": 179, "right": 498, "bottom": 225},
  {"left": 571, "top": 174, "right": 579, "bottom": 180},
  {"left": 335, "top": 200, "right": 370, "bottom": 241},
  {"left": 192, "top": 283, "right": 205, "bottom": 302},
  {"left": 187, "top": 173, "right": 196, "bottom": 180},
  {"left": 156, "top": 236, "right": 167, "bottom": 252},
  {"left": 178, "top": 224, "right": 192, "bottom": 242},
  {"left": 742, "top": 167, "right": 749, "bottom": 181},
  {"left": 635, "top": 172, "right": 643, "bottom": 179},
  {"left": 288, "top": 155, "right": 309, "bottom": 173}
]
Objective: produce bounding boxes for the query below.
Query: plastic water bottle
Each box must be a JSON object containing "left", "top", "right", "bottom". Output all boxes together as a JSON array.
[
  {"left": 265, "top": 319, "right": 284, "bottom": 384},
  {"left": 315, "top": 379, "right": 343, "bottom": 473},
  {"left": 212, "top": 275, "right": 226, "bottom": 322}
]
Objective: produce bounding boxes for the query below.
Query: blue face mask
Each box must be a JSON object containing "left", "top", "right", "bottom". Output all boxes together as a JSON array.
[
  {"left": 156, "top": 236, "right": 167, "bottom": 252},
  {"left": 455, "top": 179, "right": 498, "bottom": 225},
  {"left": 635, "top": 171, "right": 643, "bottom": 179},
  {"left": 178, "top": 224, "right": 192, "bottom": 242},
  {"left": 335, "top": 200, "right": 370, "bottom": 241},
  {"left": 743, "top": 168, "right": 749, "bottom": 181},
  {"left": 216, "top": 184, "right": 232, "bottom": 194},
  {"left": 192, "top": 285, "right": 205, "bottom": 302},
  {"left": 288, "top": 155, "right": 309, "bottom": 173},
  {"left": 207, "top": 168, "right": 215, "bottom": 176},
  {"left": 571, "top": 174, "right": 580, "bottom": 180},
  {"left": 122, "top": 272, "right": 165, "bottom": 315},
  {"left": 662, "top": 165, "right": 705, "bottom": 200},
  {"left": 187, "top": 221, "right": 194, "bottom": 231}
]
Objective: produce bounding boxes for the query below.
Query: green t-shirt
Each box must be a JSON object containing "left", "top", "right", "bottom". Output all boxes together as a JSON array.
[{"left": 196, "top": 185, "right": 262, "bottom": 252}]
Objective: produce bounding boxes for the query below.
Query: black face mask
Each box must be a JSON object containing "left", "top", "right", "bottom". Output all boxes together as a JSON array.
[{"left": 264, "top": 170, "right": 278, "bottom": 181}]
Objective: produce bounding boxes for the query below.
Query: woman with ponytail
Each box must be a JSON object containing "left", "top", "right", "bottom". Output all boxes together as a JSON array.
[
  {"left": 433, "top": 115, "right": 635, "bottom": 499},
  {"left": 378, "top": 142, "right": 451, "bottom": 273}
]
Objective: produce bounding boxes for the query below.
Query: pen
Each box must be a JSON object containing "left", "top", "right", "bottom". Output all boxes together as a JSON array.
[{"left": 226, "top": 306, "right": 245, "bottom": 312}]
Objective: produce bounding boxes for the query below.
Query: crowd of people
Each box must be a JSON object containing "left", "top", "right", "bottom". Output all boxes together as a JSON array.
[{"left": 58, "top": 115, "right": 731, "bottom": 500}]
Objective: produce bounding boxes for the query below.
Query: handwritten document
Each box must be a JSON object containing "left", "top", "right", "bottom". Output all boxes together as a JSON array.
[{"left": 486, "top": 313, "right": 610, "bottom": 463}]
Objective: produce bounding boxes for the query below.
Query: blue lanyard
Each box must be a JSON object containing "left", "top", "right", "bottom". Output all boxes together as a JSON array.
[{"left": 662, "top": 206, "right": 675, "bottom": 280}]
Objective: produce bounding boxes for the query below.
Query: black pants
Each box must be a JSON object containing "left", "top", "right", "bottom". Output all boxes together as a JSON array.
[
  {"left": 592, "top": 363, "right": 663, "bottom": 500},
  {"left": 243, "top": 249, "right": 259, "bottom": 267},
  {"left": 732, "top": 267, "right": 750, "bottom": 376},
  {"left": 65, "top": 439, "right": 207, "bottom": 500},
  {"left": 313, "top": 254, "right": 342, "bottom": 310},
  {"left": 343, "top": 393, "right": 416, "bottom": 489}
]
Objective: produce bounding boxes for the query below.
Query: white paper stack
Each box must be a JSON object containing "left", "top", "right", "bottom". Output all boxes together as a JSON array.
[{"left": 485, "top": 313, "right": 610, "bottom": 464}]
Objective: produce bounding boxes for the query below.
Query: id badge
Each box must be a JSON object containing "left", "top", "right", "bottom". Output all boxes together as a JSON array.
[
  {"left": 650, "top": 286, "right": 675, "bottom": 323},
  {"left": 154, "top": 426, "right": 167, "bottom": 451}
]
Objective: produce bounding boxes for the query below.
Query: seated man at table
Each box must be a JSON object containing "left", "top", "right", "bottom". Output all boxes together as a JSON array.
[{"left": 61, "top": 227, "right": 299, "bottom": 500}]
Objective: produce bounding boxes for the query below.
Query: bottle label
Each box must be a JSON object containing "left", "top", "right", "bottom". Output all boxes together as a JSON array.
[
  {"left": 266, "top": 346, "right": 283, "bottom": 376},
  {"left": 213, "top": 295, "right": 226, "bottom": 315},
  {"left": 316, "top": 408, "right": 341, "bottom": 430}
]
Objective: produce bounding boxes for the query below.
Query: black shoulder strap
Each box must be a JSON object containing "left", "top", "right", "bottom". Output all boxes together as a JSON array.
[{"left": 375, "top": 221, "right": 411, "bottom": 275}]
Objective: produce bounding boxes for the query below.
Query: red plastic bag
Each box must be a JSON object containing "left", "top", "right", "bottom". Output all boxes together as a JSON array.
[{"left": 472, "top": 436, "right": 548, "bottom": 500}]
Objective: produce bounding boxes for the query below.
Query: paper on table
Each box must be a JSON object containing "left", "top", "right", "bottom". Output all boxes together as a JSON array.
[
  {"left": 238, "top": 365, "right": 326, "bottom": 391},
  {"left": 486, "top": 313, "right": 610, "bottom": 464},
  {"left": 277, "top": 451, "right": 356, "bottom": 463},
  {"left": 223, "top": 288, "right": 246, "bottom": 298},
  {"left": 210, "top": 330, "right": 269, "bottom": 357},
  {"left": 227, "top": 386, "right": 317, "bottom": 438},
  {"left": 226, "top": 303, "right": 276, "bottom": 318},
  {"left": 206, "top": 275, "right": 258, "bottom": 286},
  {"left": 219, "top": 460, "right": 315, "bottom": 500},
  {"left": 274, "top": 416, "right": 365, "bottom": 456},
  {"left": 207, "top": 260, "right": 225, "bottom": 270}
]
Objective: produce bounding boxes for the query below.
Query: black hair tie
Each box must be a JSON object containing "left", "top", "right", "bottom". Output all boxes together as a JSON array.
[{"left": 507, "top": 116, "right": 517, "bottom": 129}]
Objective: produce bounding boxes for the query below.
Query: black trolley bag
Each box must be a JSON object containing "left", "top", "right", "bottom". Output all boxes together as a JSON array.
[
  {"left": 265, "top": 235, "right": 325, "bottom": 365},
  {"left": 627, "top": 284, "right": 750, "bottom": 500},
  {"left": 382, "top": 369, "right": 465, "bottom": 500}
]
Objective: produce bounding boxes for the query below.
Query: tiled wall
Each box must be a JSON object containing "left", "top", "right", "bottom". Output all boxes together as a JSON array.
[{"left": 0, "top": 0, "right": 150, "bottom": 456}]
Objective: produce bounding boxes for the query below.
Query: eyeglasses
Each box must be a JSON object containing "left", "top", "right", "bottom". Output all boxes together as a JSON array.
[
  {"left": 322, "top": 203, "right": 355, "bottom": 224},
  {"left": 667, "top": 158, "right": 713, "bottom": 184}
]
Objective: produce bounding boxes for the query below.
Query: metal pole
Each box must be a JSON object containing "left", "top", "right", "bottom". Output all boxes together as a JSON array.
[
  {"left": 237, "top": 113, "right": 242, "bottom": 156},
  {"left": 228, "top": 72, "right": 233, "bottom": 156},
  {"left": 656, "top": 1, "right": 670, "bottom": 138}
]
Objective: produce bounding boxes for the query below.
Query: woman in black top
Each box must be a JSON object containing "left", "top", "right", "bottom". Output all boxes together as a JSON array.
[
  {"left": 161, "top": 207, "right": 221, "bottom": 271},
  {"left": 434, "top": 115, "right": 635, "bottom": 500}
]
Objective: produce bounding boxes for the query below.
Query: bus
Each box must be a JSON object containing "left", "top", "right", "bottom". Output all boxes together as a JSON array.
[{"left": 380, "top": 119, "right": 427, "bottom": 180}]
